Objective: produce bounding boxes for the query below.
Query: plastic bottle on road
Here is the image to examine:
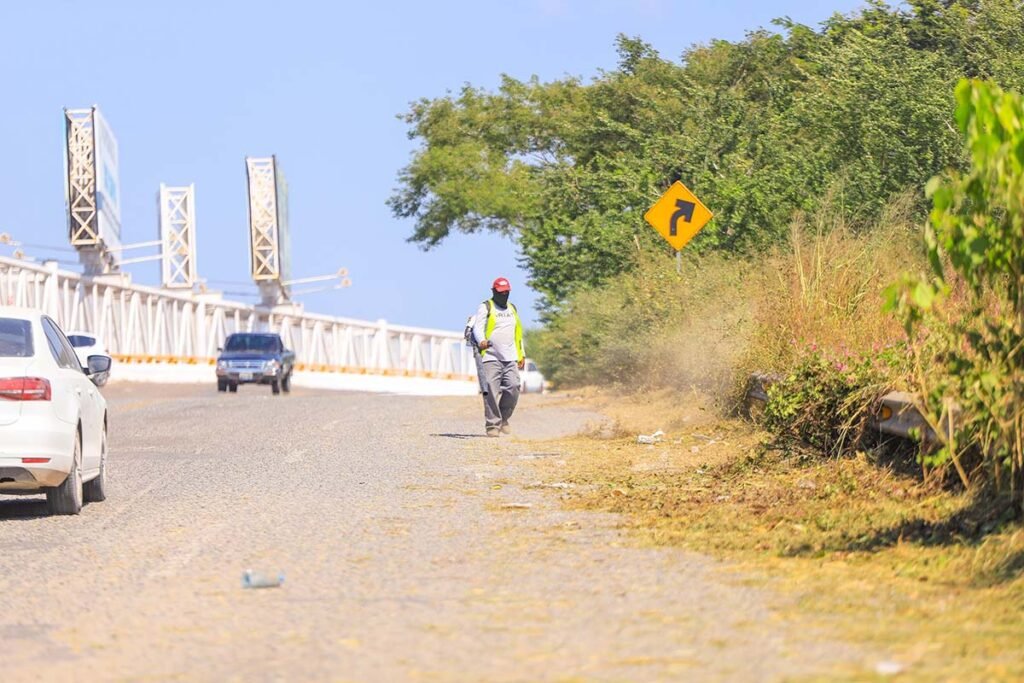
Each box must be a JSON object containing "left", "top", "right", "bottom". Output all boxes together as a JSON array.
[{"left": 242, "top": 569, "right": 285, "bottom": 589}]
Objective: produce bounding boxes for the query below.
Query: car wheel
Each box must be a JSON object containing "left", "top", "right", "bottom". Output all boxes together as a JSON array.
[
  {"left": 84, "top": 426, "right": 107, "bottom": 503},
  {"left": 47, "top": 429, "right": 83, "bottom": 515},
  {"left": 281, "top": 372, "right": 291, "bottom": 394},
  {"left": 271, "top": 379, "right": 281, "bottom": 395},
  {"left": 228, "top": 383, "right": 238, "bottom": 393},
  {"left": 217, "top": 379, "right": 227, "bottom": 392}
]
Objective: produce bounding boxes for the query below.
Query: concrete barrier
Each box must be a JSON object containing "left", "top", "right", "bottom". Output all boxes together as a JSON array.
[{"left": 109, "top": 362, "right": 478, "bottom": 396}]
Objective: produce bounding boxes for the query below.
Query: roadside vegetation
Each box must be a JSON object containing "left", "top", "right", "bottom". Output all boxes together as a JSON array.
[
  {"left": 395, "top": 1, "right": 1024, "bottom": 670},
  {"left": 527, "top": 197, "right": 922, "bottom": 404},
  {"left": 392, "top": 1, "right": 1024, "bottom": 506},
  {"left": 536, "top": 80, "right": 1024, "bottom": 676}
]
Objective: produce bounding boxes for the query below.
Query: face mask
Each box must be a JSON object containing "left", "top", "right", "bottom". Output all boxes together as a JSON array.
[{"left": 492, "top": 291, "right": 509, "bottom": 308}]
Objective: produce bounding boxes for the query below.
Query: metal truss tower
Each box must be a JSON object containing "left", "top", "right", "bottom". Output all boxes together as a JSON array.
[
  {"left": 158, "top": 184, "right": 198, "bottom": 289},
  {"left": 245, "top": 156, "right": 291, "bottom": 306},
  {"left": 65, "top": 109, "right": 98, "bottom": 246},
  {"left": 64, "top": 106, "right": 121, "bottom": 274}
]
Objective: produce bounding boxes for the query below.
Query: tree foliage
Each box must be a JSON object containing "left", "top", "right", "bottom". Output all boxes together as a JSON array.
[{"left": 390, "top": 0, "right": 1024, "bottom": 311}]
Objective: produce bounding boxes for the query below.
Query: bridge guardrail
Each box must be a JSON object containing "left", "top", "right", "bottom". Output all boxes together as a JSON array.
[{"left": 0, "top": 255, "right": 477, "bottom": 386}]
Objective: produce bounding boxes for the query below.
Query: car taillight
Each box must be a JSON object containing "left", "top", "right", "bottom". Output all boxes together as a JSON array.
[{"left": 0, "top": 377, "right": 52, "bottom": 401}]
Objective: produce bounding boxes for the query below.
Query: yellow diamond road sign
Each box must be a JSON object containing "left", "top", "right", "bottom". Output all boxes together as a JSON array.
[{"left": 643, "top": 181, "right": 713, "bottom": 251}]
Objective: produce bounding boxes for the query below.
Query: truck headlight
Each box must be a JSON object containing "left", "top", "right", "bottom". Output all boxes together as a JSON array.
[
  {"left": 216, "top": 360, "right": 228, "bottom": 370},
  {"left": 263, "top": 360, "right": 280, "bottom": 373}
]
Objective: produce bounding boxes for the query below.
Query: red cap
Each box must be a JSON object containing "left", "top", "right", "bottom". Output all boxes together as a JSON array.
[{"left": 492, "top": 277, "right": 511, "bottom": 292}]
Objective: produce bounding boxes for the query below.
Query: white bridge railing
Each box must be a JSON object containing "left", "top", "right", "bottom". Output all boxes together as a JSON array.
[{"left": 0, "top": 256, "right": 477, "bottom": 392}]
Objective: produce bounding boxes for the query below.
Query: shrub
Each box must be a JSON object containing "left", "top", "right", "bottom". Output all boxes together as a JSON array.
[
  {"left": 763, "top": 345, "right": 909, "bottom": 456},
  {"left": 887, "top": 79, "right": 1024, "bottom": 509}
]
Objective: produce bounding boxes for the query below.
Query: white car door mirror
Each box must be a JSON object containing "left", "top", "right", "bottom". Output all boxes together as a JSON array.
[{"left": 86, "top": 354, "right": 112, "bottom": 387}]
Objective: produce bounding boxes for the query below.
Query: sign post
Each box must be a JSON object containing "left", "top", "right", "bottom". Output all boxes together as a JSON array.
[{"left": 643, "top": 181, "right": 713, "bottom": 272}]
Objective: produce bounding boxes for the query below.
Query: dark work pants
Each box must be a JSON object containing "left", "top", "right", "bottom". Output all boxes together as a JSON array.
[{"left": 480, "top": 360, "right": 520, "bottom": 429}]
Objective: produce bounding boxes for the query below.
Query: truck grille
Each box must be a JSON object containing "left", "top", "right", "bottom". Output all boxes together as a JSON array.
[{"left": 226, "top": 360, "right": 264, "bottom": 370}]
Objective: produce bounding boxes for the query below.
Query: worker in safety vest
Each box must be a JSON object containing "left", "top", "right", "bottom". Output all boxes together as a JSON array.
[{"left": 472, "top": 277, "right": 525, "bottom": 437}]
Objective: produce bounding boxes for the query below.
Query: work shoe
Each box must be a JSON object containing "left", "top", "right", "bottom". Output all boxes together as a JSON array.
[
  {"left": 486, "top": 428, "right": 501, "bottom": 438},
  {"left": 500, "top": 423, "right": 512, "bottom": 435}
]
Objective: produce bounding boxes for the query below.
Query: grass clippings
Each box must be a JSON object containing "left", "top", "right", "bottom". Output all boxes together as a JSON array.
[{"left": 533, "top": 390, "right": 1024, "bottom": 682}]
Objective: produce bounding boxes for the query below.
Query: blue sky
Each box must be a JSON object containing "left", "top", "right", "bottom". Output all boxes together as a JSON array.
[{"left": 0, "top": 0, "right": 867, "bottom": 330}]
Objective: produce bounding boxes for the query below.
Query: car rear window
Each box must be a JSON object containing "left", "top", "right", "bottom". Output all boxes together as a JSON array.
[
  {"left": 67, "top": 335, "right": 96, "bottom": 347},
  {"left": 0, "top": 319, "right": 33, "bottom": 357},
  {"left": 224, "top": 334, "right": 280, "bottom": 353}
]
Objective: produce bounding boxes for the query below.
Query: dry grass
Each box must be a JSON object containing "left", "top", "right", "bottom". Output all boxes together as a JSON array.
[
  {"left": 532, "top": 389, "right": 1024, "bottom": 681},
  {"left": 530, "top": 251, "right": 757, "bottom": 405},
  {"left": 742, "top": 195, "right": 923, "bottom": 377},
  {"left": 534, "top": 196, "right": 925, "bottom": 406}
]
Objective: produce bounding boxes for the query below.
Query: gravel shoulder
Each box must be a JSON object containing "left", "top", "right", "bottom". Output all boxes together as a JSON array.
[{"left": 0, "top": 383, "right": 866, "bottom": 681}]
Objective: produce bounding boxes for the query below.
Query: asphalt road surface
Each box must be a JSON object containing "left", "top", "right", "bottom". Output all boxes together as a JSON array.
[{"left": 0, "top": 383, "right": 864, "bottom": 681}]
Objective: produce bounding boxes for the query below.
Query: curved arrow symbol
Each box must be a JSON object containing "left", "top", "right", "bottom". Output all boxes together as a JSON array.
[{"left": 670, "top": 199, "right": 696, "bottom": 236}]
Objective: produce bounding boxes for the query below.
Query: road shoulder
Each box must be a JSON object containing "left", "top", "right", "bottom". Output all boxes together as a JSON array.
[{"left": 434, "top": 391, "right": 872, "bottom": 681}]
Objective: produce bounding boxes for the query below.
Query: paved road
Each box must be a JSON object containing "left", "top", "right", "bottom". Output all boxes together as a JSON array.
[{"left": 0, "top": 383, "right": 863, "bottom": 681}]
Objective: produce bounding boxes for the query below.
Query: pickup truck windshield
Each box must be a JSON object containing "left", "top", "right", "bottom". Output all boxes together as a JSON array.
[{"left": 224, "top": 335, "right": 280, "bottom": 353}]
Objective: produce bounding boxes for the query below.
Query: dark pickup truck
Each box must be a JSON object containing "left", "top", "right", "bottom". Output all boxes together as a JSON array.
[{"left": 215, "top": 332, "right": 295, "bottom": 395}]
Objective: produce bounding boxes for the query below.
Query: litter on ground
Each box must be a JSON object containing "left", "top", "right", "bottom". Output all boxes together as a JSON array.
[
  {"left": 636, "top": 430, "right": 665, "bottom": 445},
  {"left": 242, "top": 570, "right": 285, "bottom": 589}
]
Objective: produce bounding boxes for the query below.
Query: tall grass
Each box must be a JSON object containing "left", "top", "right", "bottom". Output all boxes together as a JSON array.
[
  {"left": 529, "top": 247, "right": 755, "bottom": 404},
  {"left": 531, "top": 197, "right": 924, "bottom": 406},
  {"left": 743, "top": 194, "right": 921, "bottom": 375}
]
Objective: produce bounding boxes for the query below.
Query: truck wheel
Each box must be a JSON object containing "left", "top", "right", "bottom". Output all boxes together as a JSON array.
[
  {"left": 228, "top": 383, "right": 238, "bottom": 393},
  {"left": 282, "top": 372, "right": 291, "bottom": 394},
  {"left": 271, "top": 380, "right": 281, "bottom": 395},
  {"left": 47, "top": 430, "right": 83, "bottom": 515},
  {"left": 217, "top": 379, "right": 227, "bottom": 392}
]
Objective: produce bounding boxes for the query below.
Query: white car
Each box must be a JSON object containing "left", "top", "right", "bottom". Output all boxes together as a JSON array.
[
  {"left": 519, "top": 358, "right": 546, "bottom": 394},
  {"left": 66, "top": 331, "right": 109, "bottom": 369},
  {"left": 0, "top": 308, "right": 111, "bottom": 515}
]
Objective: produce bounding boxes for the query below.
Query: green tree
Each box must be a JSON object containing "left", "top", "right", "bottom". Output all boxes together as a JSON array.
[{"left": 390, "top": 2, "right": 1024, "bottom": 312}]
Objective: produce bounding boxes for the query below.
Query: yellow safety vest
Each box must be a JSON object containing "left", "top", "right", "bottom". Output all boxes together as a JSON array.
[{"left": 482, "top": 299, "right": 524, "bottom": 363}]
